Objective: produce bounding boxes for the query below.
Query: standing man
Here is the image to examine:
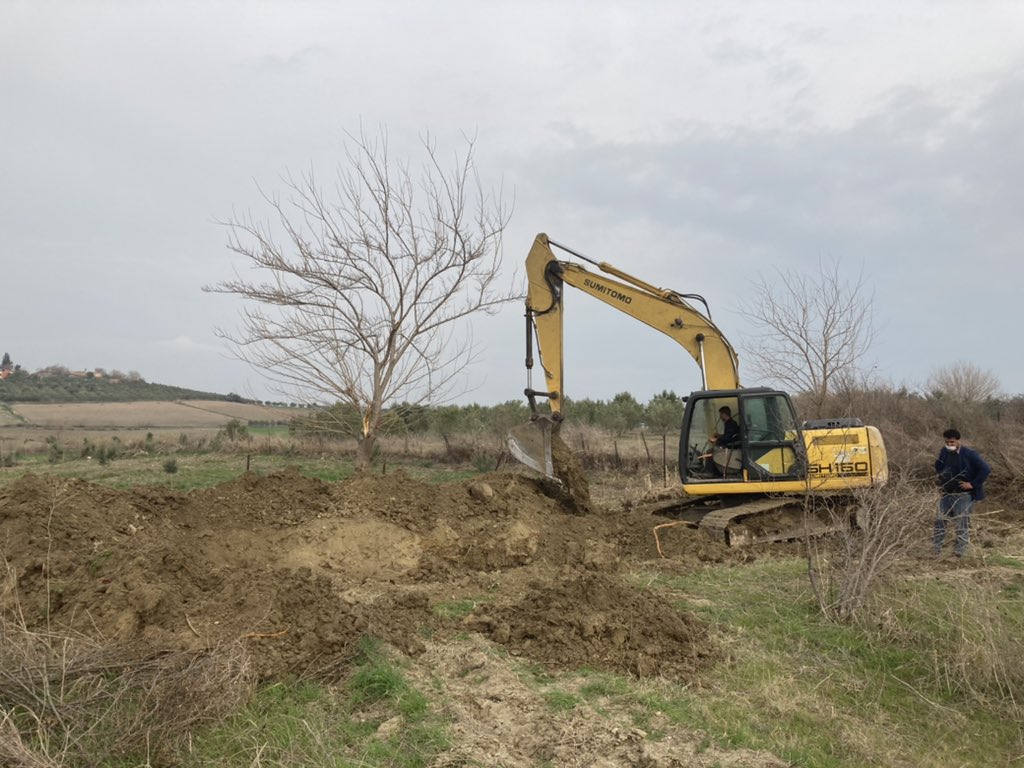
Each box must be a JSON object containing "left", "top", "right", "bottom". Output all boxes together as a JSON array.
[{"left": 933, "top": 428, "right": 990, "bottom": 559}]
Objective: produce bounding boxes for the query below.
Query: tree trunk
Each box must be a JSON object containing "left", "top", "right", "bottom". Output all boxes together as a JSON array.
[{"left": 356, "top": 433, "right": 377, "bottom": 470}]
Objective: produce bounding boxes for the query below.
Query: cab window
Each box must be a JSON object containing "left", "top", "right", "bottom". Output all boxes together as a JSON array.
[{"left": 743, "top": 394, "right": 802, "bottom": 478}]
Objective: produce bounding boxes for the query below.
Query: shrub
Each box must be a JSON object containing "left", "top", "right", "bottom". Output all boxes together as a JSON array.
[
  {"left": 221, "top": 419, "right": 249, "bottom": 442},
  {"left": 806, "top": 469, "right": 934, "bottom": 622},
  {"left": 46, "top": 436, "right": 62, "bottom": 464},
  {"left": 471, "top": 450, "right": 494, "bottom": 473}
]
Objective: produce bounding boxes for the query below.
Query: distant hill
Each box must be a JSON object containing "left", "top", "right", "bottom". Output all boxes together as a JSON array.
[{"left": 0, "top": 369, "right": 242, "bottom": 404}]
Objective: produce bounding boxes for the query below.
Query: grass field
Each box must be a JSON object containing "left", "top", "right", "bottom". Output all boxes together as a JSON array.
[
  {"left": 8, "top": 400, "right": 297, "bottom": 428},
  {"left": 0, "top": 400, "right": 301, "bottom": 456}
]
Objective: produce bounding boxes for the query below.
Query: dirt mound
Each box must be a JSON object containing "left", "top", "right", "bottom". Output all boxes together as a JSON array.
[
  {"left": 0, "top": 468, "right": 734, "bottom": 682},
  {"left": 465, "top": 570, "right": 715, "bottom": 678}
]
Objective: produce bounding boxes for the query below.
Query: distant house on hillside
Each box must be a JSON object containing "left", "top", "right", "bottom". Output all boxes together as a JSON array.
[{"left": 34, "top": 365, "right": 69, "bottom": 378}]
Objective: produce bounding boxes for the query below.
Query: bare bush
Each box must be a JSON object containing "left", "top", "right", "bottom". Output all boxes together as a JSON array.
[
  {"left": 927, "top": 360, "right": 1001, "bottom": 403},
  {"left": 806, "top": 470, "right": 935, "bottom": 622},
  {"left": 0, "top": 615, "right": 256, "bottom": 766},
  {"left": 0, "top": 714, "right": 58, "bottom": 768}
]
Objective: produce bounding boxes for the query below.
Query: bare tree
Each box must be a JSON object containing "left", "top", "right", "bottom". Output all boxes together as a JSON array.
[
  {"left": 738, "top": 259, "right": 876, "bottom": 417},
  {"left": 206, "top": 129, "right": 515, "bottom": 469},
  {"left": 927, "top": 360, "right": 1001, "bottom": 403}
]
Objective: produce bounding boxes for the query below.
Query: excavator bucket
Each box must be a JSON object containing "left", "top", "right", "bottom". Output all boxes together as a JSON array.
[{"left": 507, "top": 418, "right": 555, "bottom": 479}]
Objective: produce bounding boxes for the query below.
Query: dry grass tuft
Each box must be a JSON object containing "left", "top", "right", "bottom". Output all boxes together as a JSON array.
[
  {"left": 871, "top": 571, "right": 1024, "bottom": 721},
  {"left": 0, "top": 614, "right": 256, "bottom": 766},
  {"left": 929, "top": 579, "right": 1024, "bottom": 704}
]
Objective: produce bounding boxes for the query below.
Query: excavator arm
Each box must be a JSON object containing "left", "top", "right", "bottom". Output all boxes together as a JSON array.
[
  {"left": 522, "top": 232, "right": 740, "bottom": 415},
  {"left": 509, "top": 233, "right": 741, "bottom": 475}
]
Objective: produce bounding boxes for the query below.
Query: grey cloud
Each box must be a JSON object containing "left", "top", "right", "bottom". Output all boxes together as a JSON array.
[{"left": 497, "top": 69, "right": 1024, "bottom": 395}]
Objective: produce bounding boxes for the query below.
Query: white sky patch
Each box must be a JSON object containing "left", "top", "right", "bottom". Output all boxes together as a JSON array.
[{"left": 157, "top": 336, "right": 224, "bottom": 355}]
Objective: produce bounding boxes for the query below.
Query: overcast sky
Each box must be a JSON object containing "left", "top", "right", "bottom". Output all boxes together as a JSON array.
[{"left": 3, "top": 2, "right": 1023, "bottom": 406}]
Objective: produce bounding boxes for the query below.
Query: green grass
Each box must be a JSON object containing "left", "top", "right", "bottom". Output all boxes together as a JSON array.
[
  {"left": 543, "top": 689, "right": 580, "bottom": 712},
  {"left": 577, "top": 670, "right": 630, "bottom": 700},
  {"left": 186, "top": 637, "right": 449, "bottom": 768},
  {"left": 985, "top": 553, "right": 1024, "bottom": 569},
  {"left": 0, "top": 452, "right": 484, "bottom": 490},
  {"left": 432, "top": 596, "right": 492, "bottom": 620},
  {"left": 447, "top": 560, "right": 1023, "bottom": 767},
  {"left": 599, "top": 559, "right": 1024, "bottom": 767}
]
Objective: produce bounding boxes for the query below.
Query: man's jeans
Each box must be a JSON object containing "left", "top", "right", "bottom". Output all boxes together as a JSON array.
[{"left": 934, "top": 492, "right": 974, "bottom": 556}]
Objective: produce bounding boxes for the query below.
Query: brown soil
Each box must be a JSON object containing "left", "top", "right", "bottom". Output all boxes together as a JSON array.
[
  {"left": 0, "top": 467, "right": 790, "bottom": 765},
  {"left": 549, "top": 430, "right": 596, "bottom": 515}
]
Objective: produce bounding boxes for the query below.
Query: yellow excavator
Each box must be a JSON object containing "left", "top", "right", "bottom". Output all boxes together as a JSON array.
[{"left": 508, "top": 233, "right": 888, "bottom": 546}]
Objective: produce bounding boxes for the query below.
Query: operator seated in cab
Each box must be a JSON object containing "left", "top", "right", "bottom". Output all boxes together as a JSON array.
[{"left": 710, "top": 405, "right": 742, "bottom": 477}]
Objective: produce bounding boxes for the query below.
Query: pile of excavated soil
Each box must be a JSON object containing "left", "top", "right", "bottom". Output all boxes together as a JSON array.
[
  {"left": 464, "top": 570, "right": 714, "bottom": 678},
  {"left": 0, "top": 468, "right": 745, "bottom": 682}
]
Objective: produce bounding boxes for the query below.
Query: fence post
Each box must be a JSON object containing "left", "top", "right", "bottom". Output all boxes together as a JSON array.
[{"left": 663, "top": 434, "right": 668, "bottom": 486}]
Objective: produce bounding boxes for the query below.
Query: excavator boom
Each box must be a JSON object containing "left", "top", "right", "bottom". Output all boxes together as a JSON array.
[
  {"left": 524, "top": 234, "right": 740, "bottom": 410},
  {"left": 512, "top": 232, "right": 740, "bottom": 477}
]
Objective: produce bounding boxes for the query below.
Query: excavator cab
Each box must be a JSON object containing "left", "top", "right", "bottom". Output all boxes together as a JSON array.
[{"left": 680, "top": 389, "right": 806, "bottom": 487}]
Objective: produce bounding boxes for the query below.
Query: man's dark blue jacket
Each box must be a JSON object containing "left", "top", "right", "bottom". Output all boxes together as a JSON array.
[{"left": 935, "top": 446, "right": 991, "bottom": 501}]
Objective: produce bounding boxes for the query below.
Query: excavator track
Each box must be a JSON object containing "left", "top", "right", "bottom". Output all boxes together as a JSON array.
[{"left": 647, "top": 493, "right": 859, "bottom": 548}]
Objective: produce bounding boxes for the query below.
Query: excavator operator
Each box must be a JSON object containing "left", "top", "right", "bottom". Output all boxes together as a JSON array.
[
  {"left": 705, "top": 405, "right": 743, "bottom": 478},
  {"left": 713, "top": 406, "right": 741, "bottom": 448}
]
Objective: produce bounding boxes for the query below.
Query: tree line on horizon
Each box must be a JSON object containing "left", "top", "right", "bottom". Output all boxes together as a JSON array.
[{"left": 0, "top": 365, "right": 235, "bottom": 404}]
